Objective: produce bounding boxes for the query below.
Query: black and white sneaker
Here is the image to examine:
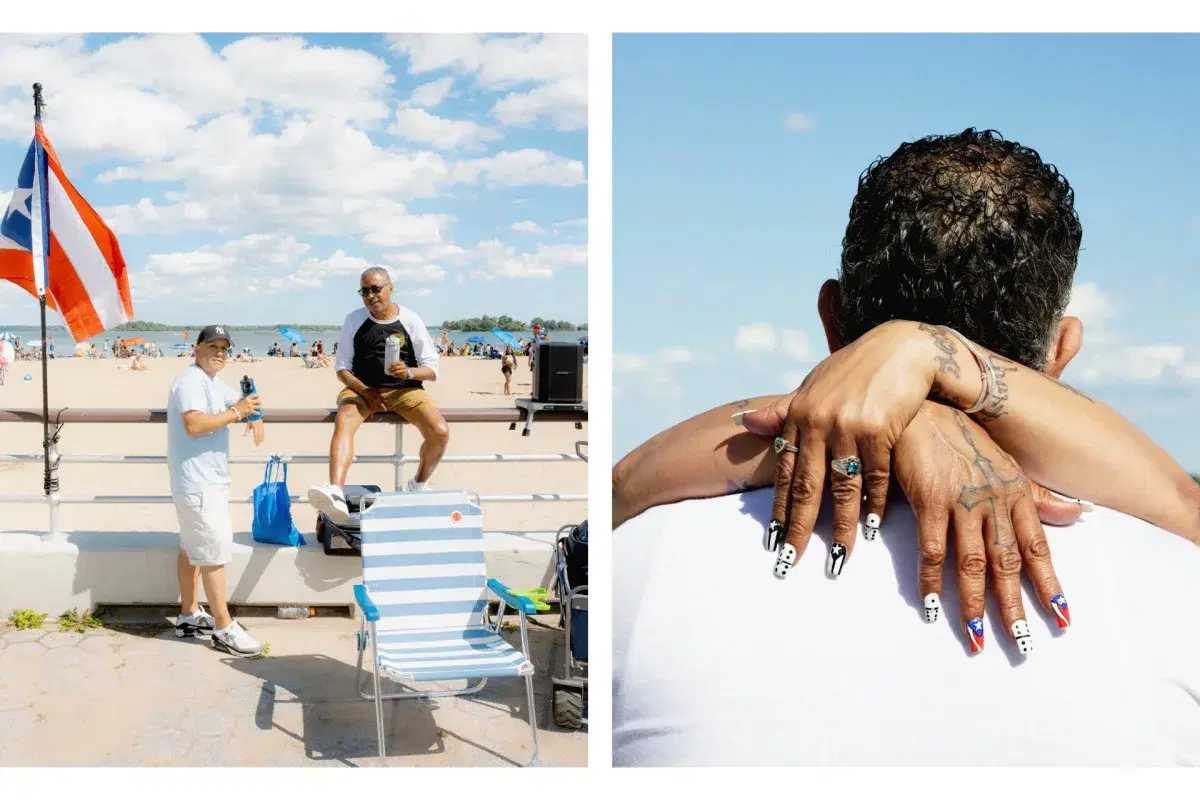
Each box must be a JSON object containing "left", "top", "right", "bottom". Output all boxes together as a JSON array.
[
  {"left": 308, "top": 483, "right": 350, "bottom": 524},
  {"left": 175, "top": 608, "right": 216, "bottom": 638},
  {"left": 211, "top": 621, "right": 263, "bottom": 658}
]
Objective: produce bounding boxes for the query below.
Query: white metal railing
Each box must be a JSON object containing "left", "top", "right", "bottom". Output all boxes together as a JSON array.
[{"left": 0, "top": 407, "right": 587, "bottom": 542}]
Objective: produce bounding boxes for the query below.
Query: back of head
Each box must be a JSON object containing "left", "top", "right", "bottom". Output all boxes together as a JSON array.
[{"left": 836, "top": 129, "right": 1083, "bottom": 370}]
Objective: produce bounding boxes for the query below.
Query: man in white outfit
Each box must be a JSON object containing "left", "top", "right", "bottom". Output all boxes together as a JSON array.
[{"left": 167, "top": 325, "right": 265, "bottom": 657}]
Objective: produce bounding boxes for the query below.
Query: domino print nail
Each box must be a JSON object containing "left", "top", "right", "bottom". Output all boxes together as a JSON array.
[
  {"left": 826, "top": 542, "right": 848, "bottom": 578},
  {"left": 773, "top": 543, "right": 797, "bottom": 580},
  {"left": 923, "top": 593, "right": 940, "bottom": 623},
  {"left": 764, "top": 519, "right": 784, "bottom": 552},
  {"left": 1012, "top": 619, "right": 1033, "bottom": 655},
  {"left": 1050, "top": 593, "right": 1071, "bottom": 629},
  {"left": 966, "top": 617, "right": 985, "bottom": 653},
  {"left": 864, "top": 512, "right": 880, "bottom": 541}
]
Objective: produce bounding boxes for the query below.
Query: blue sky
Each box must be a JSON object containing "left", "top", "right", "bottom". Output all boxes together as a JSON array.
[
  {"left": 614, "top": 34, "right": 1200, "bottom": 470},
  {"left": 0, "top": 33, "right": 587, "bottom": 328}
]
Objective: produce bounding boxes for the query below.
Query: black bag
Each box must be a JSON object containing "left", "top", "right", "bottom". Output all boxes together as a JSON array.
[
  {"left": 315, "top": 485, "right": 380, "bottom": 556},
  {"left": 561, "top": 520, "right": 588, "bottom": 590}
]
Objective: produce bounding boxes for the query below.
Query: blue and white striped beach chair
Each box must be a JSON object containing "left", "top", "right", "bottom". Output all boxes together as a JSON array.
[{"left": 352, "top": 489, "right": 540, "bottom": 766}]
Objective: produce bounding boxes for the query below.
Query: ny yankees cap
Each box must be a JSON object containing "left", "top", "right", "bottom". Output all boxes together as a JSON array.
[{"left": 196, "top": 324, "right": 234, "bottom": 348}]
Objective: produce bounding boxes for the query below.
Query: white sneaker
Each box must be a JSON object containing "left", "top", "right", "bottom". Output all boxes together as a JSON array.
[
  {"left": 406, "top": 477, "right": 433, "bottom": 492},
  {"left": 211, "top": 621, "right": 263, "bottom": 658},
  {"left": 308, "top": 483, "right": 350, "bottom": 523},
  {"left": 175, "top": 607, "right": 216, "bottom": 638}
]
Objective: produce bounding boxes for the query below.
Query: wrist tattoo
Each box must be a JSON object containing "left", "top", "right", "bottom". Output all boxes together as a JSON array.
[
  {"left": 977, "top": 355, "right": 1016, "bottom": 421},
  {"left": 918, "top": 323, "right": 961, "bottom": 378}
]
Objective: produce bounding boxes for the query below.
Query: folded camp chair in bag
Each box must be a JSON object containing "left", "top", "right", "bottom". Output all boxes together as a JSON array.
[{"left": 352, "top": 489, "right": 540, "bottom": 767}]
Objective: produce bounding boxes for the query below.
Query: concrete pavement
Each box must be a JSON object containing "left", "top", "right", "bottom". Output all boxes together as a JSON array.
[{"left": 0, "top": 613, "right": 586, "bottom": 767}]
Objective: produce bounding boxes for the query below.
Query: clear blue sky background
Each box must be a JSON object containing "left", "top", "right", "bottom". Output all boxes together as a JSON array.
[
  {"left": 0, "top": 33, "right": 587, "bottom": 329},
  {"left": 614, "top": 33, "right": 1200, "bottom": 470}
]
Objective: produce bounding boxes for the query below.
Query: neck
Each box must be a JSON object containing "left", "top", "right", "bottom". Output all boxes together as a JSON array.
[
  {"left": 195, "top": 361, "right": 220, "bottom": 378},
  {"left": 374, "top": 303, "right": 399, "bottom": 319}
]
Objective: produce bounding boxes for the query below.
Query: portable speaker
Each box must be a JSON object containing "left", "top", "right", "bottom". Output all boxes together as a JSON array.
[{"left": 532, "top": 342, "right": 584, "bottom": 403}]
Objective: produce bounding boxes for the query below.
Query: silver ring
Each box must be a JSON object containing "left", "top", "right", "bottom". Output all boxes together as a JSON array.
[
  {"left": 831, "top": 456, "right": 863, "bottom": 478},
  {"left": 773, "top": 437, "right": 799, "bottom": 455}
]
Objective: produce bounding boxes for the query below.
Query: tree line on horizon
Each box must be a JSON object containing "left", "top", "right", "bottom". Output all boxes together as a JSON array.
[{"left": 438, "top": 315, "right": 586, "bottom": 332}]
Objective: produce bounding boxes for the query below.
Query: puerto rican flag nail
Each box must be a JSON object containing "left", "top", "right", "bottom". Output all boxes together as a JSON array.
[
  {"left": 1050, "top": 594, "right": 1071, "bottom": 628},
  {"left": 966, "top": 617, "right": 985, "bottom": 653}
]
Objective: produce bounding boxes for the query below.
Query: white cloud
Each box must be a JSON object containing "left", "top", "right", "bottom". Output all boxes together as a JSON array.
[
  {"left": 132, "top": 233, "right": 321, "bottom": 299},
  {"left": 736, "top": 322, "right": 776, "bottom": 352},
  {"left": 781, "top": 329, "right": 811, "bottom": 360},
  {"left": 658, "top": 347, "right": 693, "bottom": 365},
  {"left": 452, "top": 148, "right": 586, "bottom": 187},
  {"left": 407, "top": 76, "right": 454, "bottom": 108},
  {"left": 0, "top": 34, "right": 584, "bottom": 247},
  {"left": 615, "top": 347, "right": 693, "bottom": 373},
  {"left": 1074, "top": 344, "right": 1200, "bottom": 384},
  {"left": 389, "top": 33, "right": 587, "bottom": 132},
  {"left": 553, "top": 217, "right": 587, "bottom": 230},
  {"left": 388, "top": 107, "right": 501, "bottom": 151},
  {"left": 1065, "top": 281, "right": 1117, "bottom": 329},
  {"left": 784, "top": 112, "right": 817, "bottom": 133},
  {"left": 468, "top": 239, "right": 587, "bottom": 280},
  {"left": 511, "top": 220, "right": 547, "bottom": 234},
  {"left": 412, "top": 287, "right": 434, "bottom": 297}
]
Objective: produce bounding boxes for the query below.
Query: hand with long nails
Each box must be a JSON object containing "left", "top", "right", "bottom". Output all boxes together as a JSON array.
[{"left": 890, "top": 403, "right": 1077, "bottom": 653}]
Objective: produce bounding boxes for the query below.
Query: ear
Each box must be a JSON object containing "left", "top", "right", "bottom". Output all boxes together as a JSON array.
[
  {"left": 817, "top": 279, "right": 846, "bottom": 354},
  {"left": 1046, "top": 315, "right": 1083, "bottom": 378}
]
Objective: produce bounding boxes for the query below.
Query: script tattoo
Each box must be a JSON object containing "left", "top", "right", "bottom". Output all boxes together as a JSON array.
[
  {"left": 977, "top": 355, "right": 1016, "bottom": 421},
  {"left": 918, "top": 323, "right": 961, "bottom": 379},
  {"left": 1038, "top": 371, "right": 1094, "bottom": 402},
  {"left": 952, "top": 412, "right": 1027, "bottom": 549},
  {"left": 729, "top": 399, "right": 751, "bottom": 409}
]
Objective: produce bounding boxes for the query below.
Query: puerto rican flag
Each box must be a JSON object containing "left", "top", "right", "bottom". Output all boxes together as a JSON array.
[{"left": 0, "top": 120, "right": 132, "bottom": 342}]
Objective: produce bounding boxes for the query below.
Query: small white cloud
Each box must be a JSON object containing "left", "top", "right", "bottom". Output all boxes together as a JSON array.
[
  {"left": 784, "top": 112, "right": 817, "bottom": 133},
  {"left": 1076, "top": 344, "right": 1198, "bottom": 383},
  {"left": 736, "top": 322, "right": 776, "bottom": 352},
  {"left": 781, "top": 329, "right": 811, "bottom": 360},
  {"left": 407, "top": 76, "right": 454, "bottom": 108},
  {"left": 411, "top": 287, "right": 433, "bottom": 297},
  {"left": 388, "top": 107, "right": 501, "bottom": 150},
  {"left": 615, "top": 354, "right": 652, "bottom": 372},
  {"left": 1066, "top": 282, "right": 1116, "bottom": 329},
  {"left": 511, "top": 220, "right": 547, "bottom": 235},
  {"left": 658, "top": 346, "right": 693, "bottom": 364}
]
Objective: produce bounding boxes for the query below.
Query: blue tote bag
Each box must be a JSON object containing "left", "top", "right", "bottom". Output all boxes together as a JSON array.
[{"left": 252, "top": 456, "right": 306, "bottom": 547}]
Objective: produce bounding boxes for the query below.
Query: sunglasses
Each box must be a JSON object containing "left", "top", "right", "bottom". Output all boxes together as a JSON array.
[{"left": 358, "top": 284, "right": 389, "bottom": 297}]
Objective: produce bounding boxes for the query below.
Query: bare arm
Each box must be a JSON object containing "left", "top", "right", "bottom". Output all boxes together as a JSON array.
[
  {"left": 613, "top": 397, "right": 780, "bottom": 528},
  {"left": 182, "top": 407, "right": 240, "bottom": 438},
  {"left": 614, "top": 322, "right": 1200, "bottom": 540},
  {"left": 914, "top": 323, "right": 1200, "bottom": 541}
]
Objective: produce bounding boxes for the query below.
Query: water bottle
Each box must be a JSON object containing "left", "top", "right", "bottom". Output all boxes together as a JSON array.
[
  {"left": 385, "top": 335, "right": 402, "bottom": 375},
  {"left": 277, "top": 606, "right": 313, "bottom": 619},
  {"left": 240, "top": 375, "right": 263, "bottom": 421}
]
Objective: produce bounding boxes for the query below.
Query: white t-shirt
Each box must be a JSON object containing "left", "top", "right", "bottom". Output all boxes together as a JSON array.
[
  {"left": 166, "top": 364, "right": 239, "bottom": 495},
  {"left": 613, "top": 489, "right": 1200, "bottom": 766}
]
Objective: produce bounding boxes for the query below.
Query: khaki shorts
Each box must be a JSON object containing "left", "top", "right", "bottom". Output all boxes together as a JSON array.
[
  {"left": 337, "top": 386, "right": 436, "bottom": 423},
  {"left": 173, "top": 488, "right": 234, "bottom": 567}
]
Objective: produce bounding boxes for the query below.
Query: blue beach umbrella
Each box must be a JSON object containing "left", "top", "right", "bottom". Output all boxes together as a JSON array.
[
  {"left": 490, "top": 329, "right": 521, "bottom": 349},
  {"left": 466, "top": 336, "right": 487, "bottom": 344},
  {"left": 173, "top": 343, "right": 189, "bottom": 350},
  {"left": 278, "top": 326, "right": 306, "bottom": 345}
]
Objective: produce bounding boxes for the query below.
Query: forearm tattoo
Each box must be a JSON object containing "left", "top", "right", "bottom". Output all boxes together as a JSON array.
[
  {"left": 918, "top": 322, "right": 962, "bottom": 379},
  {"left": 952, "top": 412, "right": 1026, "bottom": 549},
  {"left": 977, "top": 355, "right": 1016, "bottom": 421}
]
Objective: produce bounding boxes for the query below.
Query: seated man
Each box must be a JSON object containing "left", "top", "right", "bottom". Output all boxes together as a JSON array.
[
  {"left": 612, "top": 129, "right": 1200, "bottom": 766},
  {"left": 308, "top": 267, "right": 449, "bottom": 521}
]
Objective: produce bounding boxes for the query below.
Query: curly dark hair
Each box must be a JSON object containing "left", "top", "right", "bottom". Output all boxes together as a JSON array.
[{"left": 835, "top": 128, "right": 1082, "bottom": 370}]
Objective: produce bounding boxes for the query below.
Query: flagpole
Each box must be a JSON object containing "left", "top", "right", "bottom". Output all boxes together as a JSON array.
[{"left": 33, "top": 82, "right": 58, "bottom": 540}]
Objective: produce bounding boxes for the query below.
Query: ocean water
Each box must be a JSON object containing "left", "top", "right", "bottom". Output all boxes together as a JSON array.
[{"left": 0, "top": 326, "right": 587, "bottom": 355}]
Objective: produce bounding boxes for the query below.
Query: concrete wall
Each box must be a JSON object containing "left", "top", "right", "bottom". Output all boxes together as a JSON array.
[{"left": 0, "top": 530, "right": 560, "bottom": 616}]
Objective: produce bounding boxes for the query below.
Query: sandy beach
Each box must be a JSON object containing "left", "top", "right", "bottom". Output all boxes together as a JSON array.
[{"left": 0, "top": 354, "right": 587, "bottom": 537}]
